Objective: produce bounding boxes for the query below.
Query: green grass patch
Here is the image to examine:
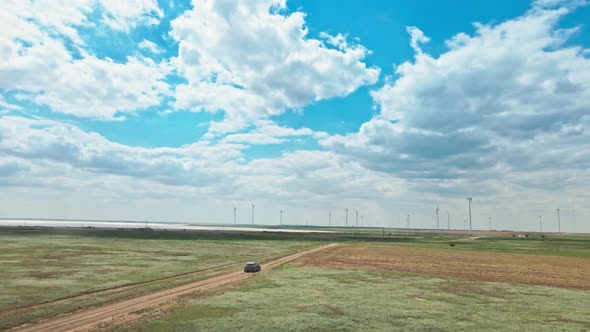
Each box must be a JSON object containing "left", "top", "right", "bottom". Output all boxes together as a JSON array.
[
  {"left": 125, "top": 267, "right": 590, "bottom": 332},
  {"left": 0, "top": 228, "right": 317, "bottom": 329}
]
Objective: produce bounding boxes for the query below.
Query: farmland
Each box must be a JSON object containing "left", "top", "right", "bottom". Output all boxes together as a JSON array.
[
  {"left": 1, "top": 227, "right": 589, "bottom": 331},
  {"left": 122, "top": 267, "right": 590, "bottom": 332},
  {"left": 120, "top": 237, "right": 590, "bottom": 332},
  {"left": 0, "top": 227, "right": 317, "bottom": 330}
]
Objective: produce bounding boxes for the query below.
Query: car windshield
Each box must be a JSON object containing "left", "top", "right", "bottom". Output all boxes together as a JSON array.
[{"left": 2, "top": 1, "right": 589, "bottom": 331}]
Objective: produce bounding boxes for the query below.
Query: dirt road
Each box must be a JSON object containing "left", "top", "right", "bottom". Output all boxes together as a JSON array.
[{"left": 13, "top": 244, "right": 338, "bottom": 332}]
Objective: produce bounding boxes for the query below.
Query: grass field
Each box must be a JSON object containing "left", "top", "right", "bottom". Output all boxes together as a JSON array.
[
  {"left": 123, "top": 265, "right": 590, "bottom": 331},
  {"left": 2, "top": 227, "right": 589, "bottom": 331},
  {"left": 119, "top": 236, "right": 590, "bottom": 332},
  {"left": 0, "top": 228, "right": 317, "bottom": 329},
  {"left": 382, "top": 235, "right": 590, "bottom": 258}
]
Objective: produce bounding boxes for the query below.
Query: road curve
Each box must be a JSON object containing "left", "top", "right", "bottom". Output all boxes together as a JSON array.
[{"left": 12, "top": 243, "right": 338, "bottom": 332}]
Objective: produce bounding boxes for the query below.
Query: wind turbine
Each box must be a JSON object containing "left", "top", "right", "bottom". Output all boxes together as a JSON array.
[
  {"left": 488, "top": 216, "right": 492, "bottom": 231},
  {"left": 345, "top": 209, "right": 349, "bottom": 227},
  {"left": 445, "top": 210, "right": 450, "bottom": 230},
  {"left": 435, "top": 206, "right": 440, "bottom": 230},
  {"left": 250, "top": 202, "right": 255, "bottom": 225},
  {"left": 407, "top": 214, "right": 410, "bottom": 229},
  {"left": 280, "top": 210, "right": 284, "bottom": 225},
  {"left": 556, "top": 208, "right": 561, "bottom": 233},
  {"left": 355, "top": 209, "right": 359, "bottom": 227},
  {"left": 329, "top": 210, "right": 332, "bottom": 226},
  {"left": 466, "top": 197, "right": 473, "bottom": 235},
  {"left": 232, "top": 203, "right": 237, "bottom": 225},
  {"left": 539, "top": 215, "right": 543, "bottom": 233}
]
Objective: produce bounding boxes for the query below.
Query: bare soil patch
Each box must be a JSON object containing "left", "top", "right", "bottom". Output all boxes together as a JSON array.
[{"left": 295, "top": 245, "right": 590, "bottom": 290}]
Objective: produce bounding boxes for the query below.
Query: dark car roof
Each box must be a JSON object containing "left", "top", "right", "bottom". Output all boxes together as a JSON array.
[{"left": 245, "top": 262, "right": 259, "bottom": 265}]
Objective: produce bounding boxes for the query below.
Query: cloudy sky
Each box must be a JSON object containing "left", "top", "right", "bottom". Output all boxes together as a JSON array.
[{"left": 1, "top": 0, "right": 589, "bottom": 232}]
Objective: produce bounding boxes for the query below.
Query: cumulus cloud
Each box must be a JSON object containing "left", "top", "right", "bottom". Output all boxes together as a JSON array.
[
  {"left": 2, "top": 0, "right": 163, "bottom": 43},
  {"left": 324, "top": 1, "right": 590, "bottom": 191},
  {"left": 0, "top": 116, "right": 241, "bottom": 187},
  {"left": 99, "top": 0, "right": 163, "bottom": 31},
  {"left": 0, "top": 0, "right": 169, "bottom": 120},
  {"left": 220, "top": 120, "right": 320, "bottom": 145},
  {"left": 0, "top": 115, "right": 397, "bottom": 206},
  {"left": 169, "top": 0, "right": 380, "bottom": 134},
  {"left": 406, "top": 26, "right": 430, "bottom": 54},
  {"left": 34, "top": 56, "right": 171, "bottom": 120},
  {"left": 0, "top": 96, "right": 21, "bottom": 111},
  {"left": 139, "top": 39, "right": 164, "bottom": 54}
]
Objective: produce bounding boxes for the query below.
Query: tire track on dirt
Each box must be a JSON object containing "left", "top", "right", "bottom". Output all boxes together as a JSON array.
[
  {"left": 12, "top": 244, "right": 338, "bottom": 332},
  {"left": 2, "top": 250, "right": 295, "bottom": 319}
]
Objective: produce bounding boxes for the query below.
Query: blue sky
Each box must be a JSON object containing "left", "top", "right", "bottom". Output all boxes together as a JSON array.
[{"left": 1, "top": 0, "right": 590, "bottom": 232}]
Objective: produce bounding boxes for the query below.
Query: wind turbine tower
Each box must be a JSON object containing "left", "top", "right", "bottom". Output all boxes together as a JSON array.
[
  {"left": 436, "top": 206, "right": 440, "bottom": 230},
  {"left": 355, "top": 209, "right": 359, "bottom": 227},
  {"left": 539, "top": 215, "right": 543, "bottom": 232},
  {"left": 329, "top": 210, "right": 332, "bottom": 226},
  {"left": 556, "top": 208, "right": 561, "bottom": 233},
  {"left": 250, "top": 202, "right": 255, "bottom": 225},
  {"left": 233, "top": 204, "right": 237, "bottom": 224},
  {"left": 345, "top": 209, "right": 349, "bottom": 227},
  {"left": 280, "top": 210, "right": 284, "bottom": 225},
  {"left": 466, "top": 197, "right": 473, "bottom": 235}
]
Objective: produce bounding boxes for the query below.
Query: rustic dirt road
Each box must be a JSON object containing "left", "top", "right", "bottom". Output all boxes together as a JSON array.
[{"left": 13, "top": 244, "right": 338, "bottom": 332}]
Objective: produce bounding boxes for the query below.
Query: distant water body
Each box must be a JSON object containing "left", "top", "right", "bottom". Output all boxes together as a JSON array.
[{"left": 0, "top": 219, "right": 333, "bottom": 233}]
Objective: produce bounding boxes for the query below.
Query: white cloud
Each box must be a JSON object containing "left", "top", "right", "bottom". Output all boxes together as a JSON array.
[
  {"left": 406, "top": 26, "right": 430, "bottom": 53},
  {"left": 1, "top": 0, "right": 163, "bottom": 43},
  {"left": 34, "top": 56, "right": 171, "bottom": 120},
  {"left": 99, "top": 0, "right": 163, "bottom": 31},
  {"left": 324, "top": 1, "right": 590, "bottom": 191},
  {"left": 0, "top": 116, "right": 241, "bottom": 186},
  {"left": 1, "top": 113, "right": 588, "bottom": 231},
  {"left": 169, "top": 0, "right": 380, "bottom": 134},
  {"left": 139, "top": 39, "right": 164, "bottom": 54},
  {"left": 0, "top": 1, "right": 171, "bottom": 120},
  {"left": 0, "top": 115, "right": 399, "bottom": 208},
  {"left": 0, "top": 96, "right": 21, "bottom": 111},
  {"left": 221, "top": 120, "right": 319, "bottom": 144}
]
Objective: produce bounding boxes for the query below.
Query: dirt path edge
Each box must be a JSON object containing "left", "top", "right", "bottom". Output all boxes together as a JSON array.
[{"left": 12, "top": 243, "right": 339, "bottom": 332}]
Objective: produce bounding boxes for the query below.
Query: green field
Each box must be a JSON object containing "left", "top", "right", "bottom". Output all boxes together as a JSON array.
[
  {"left": 118, "top": 231, "right": 590, "bottom": 332},
  {"left": 0, "top": 228, "right": 317, "bottom": 329},
  {"left": 378, "top": 235, "right": 590, "bottom": 258},
  {"left": 1, "top": 227, "right": 589, "bottom": 331},
  {"left": 124, "top": 265, "right": 590, "bottom": 332}
]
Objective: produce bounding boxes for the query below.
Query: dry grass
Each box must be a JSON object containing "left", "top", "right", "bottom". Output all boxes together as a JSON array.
[{"left": 294, "top": 244, "right": 590, "bottom": 289}]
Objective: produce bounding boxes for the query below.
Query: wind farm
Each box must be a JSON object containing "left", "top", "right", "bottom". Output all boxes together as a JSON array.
[
  {"left": 2, "top": 0, "right": 590, "bottom": 330},
  {"left": 1, "top": 194, "right": 588, "bottom": 331}
]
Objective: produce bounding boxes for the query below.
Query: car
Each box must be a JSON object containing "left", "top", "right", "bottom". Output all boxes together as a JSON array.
[{"left": 244, "top": 262, "right": 261, "bottom": 273}]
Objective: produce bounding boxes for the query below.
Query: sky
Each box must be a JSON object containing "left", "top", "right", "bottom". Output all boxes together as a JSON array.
[{"left": 1, "top": 0, "right": 589, "bottom": 232}]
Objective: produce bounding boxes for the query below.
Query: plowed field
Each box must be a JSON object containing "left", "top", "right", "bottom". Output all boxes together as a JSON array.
[{"left": 295, "top": 244, "right": 590, "bottom": 289}]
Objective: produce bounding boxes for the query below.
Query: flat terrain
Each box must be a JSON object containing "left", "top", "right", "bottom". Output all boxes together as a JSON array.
[
  {"left": 295, "top": 244, "right": 590, "bottom": 289},
  {"left": 12, "top": 244, "right": 337, "bottom": 332},
  {"left": 0, "top": 228, "right": 317, "bottom": 330},
  {"left": 121, "top": 238, "right": 590, "bottom": 332},
  {"left": 123, "top": 265, "right": 590, "bottom": 332},
  {"left": 2, "top": 227, "right": 589, "bottom": 331}
]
